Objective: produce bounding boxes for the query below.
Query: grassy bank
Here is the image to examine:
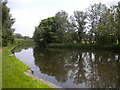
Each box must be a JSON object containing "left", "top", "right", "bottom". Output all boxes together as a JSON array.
[
  {"left": 2, "top": 45, "right": 52, "bottom": 88},
  {"left": 48, "top": 43, "right": 120, "bottom": 51},
  {"left": 0, "top": 48, "right": 2, "bottom": 89}
]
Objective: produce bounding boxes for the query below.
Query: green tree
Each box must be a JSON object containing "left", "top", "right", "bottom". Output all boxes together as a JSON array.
[
  {"left": 33, "top": 2, "right": 120, "bottom": 46},
  {"left": 86, "top": 3, "right": 107, "bottom": 43},
  {"left": 33, "top": 17, "right": 57, "bottom": 45},
  {"left": 55, "top": 10, "right": 70, "bottom": 43},
  {"left": 114, "top": 2, "right": 120, "bottom": 45},
  {"left": 2, "top": 0, "right": 15, "bottom": 46},
  {"left": 95, "top": 3, "right": 120, "bottom": 44},
  {"left": 14, "top": 33, "right": 23, "bottom": 39},
  {"left": 72, "top": 11, "right": 87, "bottom": 43}
]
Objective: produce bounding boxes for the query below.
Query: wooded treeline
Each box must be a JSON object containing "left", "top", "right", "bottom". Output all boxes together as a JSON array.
[
  {"left": 33, "top": 2, "right": 120, "bottom": 46},
  {"left": 2, "top": 0, "right": 15, "bottom": 46}
]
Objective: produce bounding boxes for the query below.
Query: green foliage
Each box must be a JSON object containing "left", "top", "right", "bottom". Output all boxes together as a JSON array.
[
  {"left": 94, "top": 2, "right": 120, "bottom": 44},
  {"left": 33, "top": 2, "right": 120, "bottom": 47},
  {"left": 33, "top": 17, "right": 57, "bottom": 45},
  {"left": 73, "top": 11, "right": 87, "bottom": 43},
  {"left": 115, "top": 2, "right": 120, "bottom": 45},
  {"left": 2, "top": 1, "right": 15, "bottom": 46},
  {"left": 14, "top": 33, "right": 23, "bottom": 39},
  {"left": 55, "top": 10, "right": 71, "bottom": 43},
  {"left": 14, "top": 38, "right": 34, "bottom": 45},
  {"left": 86, "top": 3, "right": 107, "bottom": 43}
]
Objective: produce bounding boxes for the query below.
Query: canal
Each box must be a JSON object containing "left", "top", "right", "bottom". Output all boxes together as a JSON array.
[{"left": 14, "top": 45, "right": 120, "bottom": 88}]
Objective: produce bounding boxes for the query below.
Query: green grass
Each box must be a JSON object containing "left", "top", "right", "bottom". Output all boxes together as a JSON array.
[
  {"left": 2, "top": 45, "right": 52, "bottom": 88},
  {"left": 0, "top": 48, "right": 2, "bottom": 89},
  {"left": 48, "top": 43, "right": 120, "bottom": 51},
  {"left": 14, "top": 38, "right": 34, "bottom": 45}
]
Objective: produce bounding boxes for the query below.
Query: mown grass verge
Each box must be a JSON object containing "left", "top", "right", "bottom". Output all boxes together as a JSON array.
[
  {"left": 48, "top": 43, "right": 120, "bottom": 51},
  {"left": 0, "top": 48, "right": 2, "bottom": 89},
  {"left": 2, "top": 45, "right": 52, "bottom": 88}
]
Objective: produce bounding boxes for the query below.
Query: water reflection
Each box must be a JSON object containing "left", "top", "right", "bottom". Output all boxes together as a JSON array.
[
  {"left": 33, "top": 45, "right": 120, "bottom": 88},
  {"left": 14, "top": 43, "right": 34, "bottom": 53}
]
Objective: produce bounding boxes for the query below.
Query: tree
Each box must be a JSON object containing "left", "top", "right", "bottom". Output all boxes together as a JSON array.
[
  {"left": 33, "top": 17, "right": 57, "bottom": 45},
  {"left": 55, "top": 10, "right": 70, "bottom": 43},
  {"left": 33, "top": 26, "right": 44, "bottom": 44},
  {"left": 86, "top": 3, "right": 107, "bottom": 43},
  {"left": 94, "top": 3, "right": 120, "bottom": 44},
  {"left": 114, "top": 2, "right": 120, "bottom": 45},
  {"left": 95, "top": 8, "right": 116, "bottom": 44},
  {"left": 14, "top": 33, "right": 22, "bottom": 39},
  {"left": 71, "top": 11, "right": 87, "bottom": 43},
  {"left": 33, "top": 2, "right": 120, "bottom": 46},
  {"left": 2, "top": 0, "right": 15, "bottom": 46}
]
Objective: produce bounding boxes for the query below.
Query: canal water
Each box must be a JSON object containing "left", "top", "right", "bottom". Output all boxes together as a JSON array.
[{"left": 14, "top": 45, "right": 120, "bottom": 88}]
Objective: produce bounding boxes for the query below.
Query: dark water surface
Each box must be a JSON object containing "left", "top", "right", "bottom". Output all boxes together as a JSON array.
[{"left": 14, "top": 45, "right": 120, "bottom": 88}]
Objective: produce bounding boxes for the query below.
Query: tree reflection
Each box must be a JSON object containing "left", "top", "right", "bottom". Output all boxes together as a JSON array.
[
  {"left": 33, "top": 45, "right": 120, "bottom": 88},
  {"left": 33, "top": 46, "right": 74, "bottom": 82},
  {"left": 13, "top": 43, "right": 34, "bottom": 53}
]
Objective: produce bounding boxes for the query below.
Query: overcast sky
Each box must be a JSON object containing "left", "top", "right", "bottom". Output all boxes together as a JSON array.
[{"left": 7, "top": 0, "right": 119, "bottom": 37}]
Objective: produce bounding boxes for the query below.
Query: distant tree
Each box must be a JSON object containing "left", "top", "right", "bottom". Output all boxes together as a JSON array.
[
  {"left": 23, "top": 36, "right": 30, "bottom": 39},
  {"left": 14, "top": 33, "right": 22, "bottom": 39}
]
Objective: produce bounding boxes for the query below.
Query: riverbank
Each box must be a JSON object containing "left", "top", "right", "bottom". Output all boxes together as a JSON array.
[
  {"left": 2, "top": 45, "right": 53, "bottom": 88},
  {"left": 0, "top": 48, "right": 2, "bottom": 89},
  {"left": 48, "top": 43, "right": 120, "bottom": 51}
]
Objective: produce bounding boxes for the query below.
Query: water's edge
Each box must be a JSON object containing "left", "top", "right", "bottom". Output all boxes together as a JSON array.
[
  {"left": 25, "top": 70, "right": 63, "bottom": 89},
  {"left": 11, "top": 45, "right": 63, "bottom": 89}
]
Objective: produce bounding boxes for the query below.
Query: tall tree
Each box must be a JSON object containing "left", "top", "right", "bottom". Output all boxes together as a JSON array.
[
  {"left": 0, "top": 1, "right": 2, "bottom": 46},
  {"left": 72, "top": 11, "right": 87, "bottom": 43},
  {"left": 95, "top": 8, "right": 116, "bottom": 44},
  {"left": 2, "top": 0, "right": 15, "bottom": 46},
  {"left": 86, "top": 3, "right": 107, "bottom": 43},
  {"left": 55, "top": 10, "right": 70, "bottom": 43},
  {"left": 114, "top": 2, "right": 120, "bottom": 45}
]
